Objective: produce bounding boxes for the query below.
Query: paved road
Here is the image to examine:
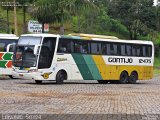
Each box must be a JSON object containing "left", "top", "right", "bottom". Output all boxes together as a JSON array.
[{"left": 0, "top": 77, "right": 160, "bottom": 119}]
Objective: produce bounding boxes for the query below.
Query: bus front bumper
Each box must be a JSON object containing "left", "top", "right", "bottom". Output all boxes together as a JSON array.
[{"left": 12, "top": 71, "right": 54, "bottom": 80}]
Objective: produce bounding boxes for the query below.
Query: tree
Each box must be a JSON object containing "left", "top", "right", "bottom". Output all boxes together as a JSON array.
[
  {"left": 108, "top": 0, "right": 157, "bottom": 39},
  {"left": 31, "top": 0, "right": 96, "bottom": 34},
  {"left": 1, "top": 0, "right": 14, "bottom": 33},
  {"left": 17, "top": 0, "right": 36, "bottom": 33}
]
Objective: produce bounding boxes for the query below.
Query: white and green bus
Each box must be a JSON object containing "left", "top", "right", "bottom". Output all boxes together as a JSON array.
[
  {"left": 12, "top": 33, "right": 154, "bottom": 84},
  {"left": 0, "top": 34, "right": 18, "bottom": 78}
]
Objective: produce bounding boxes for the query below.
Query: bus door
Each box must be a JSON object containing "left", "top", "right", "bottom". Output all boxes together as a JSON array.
[{"left": 38, "top": 37, "right": 57, "bottom": 79}]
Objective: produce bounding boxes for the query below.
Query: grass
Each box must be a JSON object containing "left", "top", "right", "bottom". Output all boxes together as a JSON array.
[{"left": 154, "top": 57, "right": 160, "bottom": 75}]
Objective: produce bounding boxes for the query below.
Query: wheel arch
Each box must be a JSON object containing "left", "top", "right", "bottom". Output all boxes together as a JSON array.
[{"left": 56, "top": 69, "right": 68, "bottom": 80}]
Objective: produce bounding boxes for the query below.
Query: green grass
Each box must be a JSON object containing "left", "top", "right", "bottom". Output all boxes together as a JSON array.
[
  {"left": 154, "top": 57, "right": 160, "bottom": 67},
  {"left": 154, "top": 68, "right": 160, "bottom": 75},
  {"left": 154, "top": 57, "right": 160, "bottom": 75}
]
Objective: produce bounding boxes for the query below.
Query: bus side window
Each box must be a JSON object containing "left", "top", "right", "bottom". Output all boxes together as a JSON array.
[
  {"left": 81, "top": 42, "right": 90, "bottom": 54},
  {"left": 91, "top": 42, "right": 101, "bottom": 54},
  {"left": 121, "top": 44, "right": 126, "bottom": 56},
  {"left": 101, "top": 43, "right": 107, "bottom": 55},
  {"left": 57, "top": 39, "right": 71, "bottom": 53},
  {"left": 0, "top": 43, "right": 5, "bottom": 52},
  {"left": 74, "top": 41, "right": 81, "bottom": 53},
  {"left": 126, "top": 45, "right": 132, "bottom": 56},
  {"left": 146, "top": 46, "right": 152, "bottom": 57},
  {"left": 108, "top": 43, "right": 117, "bottom": 55}
]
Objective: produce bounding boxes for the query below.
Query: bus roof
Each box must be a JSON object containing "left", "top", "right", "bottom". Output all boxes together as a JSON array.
[
  {"left": 0, "top": 34, "right": 18, "bottom": 39},
  {"left": 21, "top": 34, "right": 59, "bottom": 38},
  {"left": 20, "top": 33, "right": 153, "bottom": 45},
  {"left": 0, "top": 34, "right": 16, "bottom": 37},
  {"left": 92, "top": 38, "right": 153, "bottom": 45},
  {"left": 68, "top": 33, "right": 119, "bottom": 40}
]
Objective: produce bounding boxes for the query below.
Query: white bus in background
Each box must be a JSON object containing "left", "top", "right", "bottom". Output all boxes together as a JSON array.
[
  {"left": 0, "top": 34, "right": 18, "bottom": 78},
  {"left": 12, "top": 34, "right": 154, "bottom": 84}
]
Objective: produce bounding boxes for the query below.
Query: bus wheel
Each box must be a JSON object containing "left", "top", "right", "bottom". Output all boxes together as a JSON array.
[
  {"left": 9, "top": 75, "right": 14, "bottom": 79},
  {"left": 35, "top": 80, "right": 42, "bottom": 84},
  {"left": 128, "top": 72, "right": 138, "bottom": 84},
  {"left": 97, "top": 80, "right": 108, "bottom": 84},
  {"left": 119, "top": 72, "right": 128, "bottom": 84},
  {"left": 56, "top": 71, "right": 66, "bottom": 84}
]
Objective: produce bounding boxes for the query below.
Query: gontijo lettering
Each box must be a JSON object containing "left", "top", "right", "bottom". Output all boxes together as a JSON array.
[{"left": 108, "top": 57, "right": 133, "bottom": 63}]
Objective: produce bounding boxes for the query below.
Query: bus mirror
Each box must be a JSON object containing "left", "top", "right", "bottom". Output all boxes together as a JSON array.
[
  {"left": 6, "top": 43, "right": 16, "bottom": 52},
  {"left": 34, "top": 45, "right": 40, "bottom": 55}
]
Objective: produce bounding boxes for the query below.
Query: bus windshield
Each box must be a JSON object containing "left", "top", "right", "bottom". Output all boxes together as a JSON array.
[
  {"left": 18, "top": 36, "right": 41, "bottom": 45},
  {"left": 14, "top": 45, "right": 37, "bottom": 68}
]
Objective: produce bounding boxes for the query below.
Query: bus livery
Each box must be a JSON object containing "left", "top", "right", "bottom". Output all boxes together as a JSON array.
[{"left": 12, "top": 34, "right": 154, "bottom": 84}]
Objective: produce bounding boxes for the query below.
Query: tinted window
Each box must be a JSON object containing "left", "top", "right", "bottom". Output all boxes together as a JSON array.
[
  {"left": 57, "top": 39, "right": 72, "bottom": 53},
  {"left": 107, "top": 43, "right": 117, "bottom": 55},
  {"left": 74, "top": 41, "right": 90, "bottom": 54},
  {"left": 0, "top": 39, "right": 17, "bottom": 52},
  {"left": 91, "top": 42, "right": 101, "bottom": 54},
  {"left": 101, "top": 43, "right": 107, "bottom": 55}
]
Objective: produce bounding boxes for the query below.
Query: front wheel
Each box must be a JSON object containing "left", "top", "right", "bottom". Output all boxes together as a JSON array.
[
  {"left": 35, "top": 80, "right": 42, "bottom": 84},
  {"left": 9, "top": 75, "right": 14, "bottom": 79},
  {"left": 56, "top": 71, "right": 67, "bottom": 84}
]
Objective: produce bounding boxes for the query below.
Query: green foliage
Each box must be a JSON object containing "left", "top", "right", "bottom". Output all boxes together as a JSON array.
[
  {"left": 0, "top": 0, "right": 159, "bottom": 43},
  {"left": 108, "top": 0, "right": 157, "bottom": 40}
]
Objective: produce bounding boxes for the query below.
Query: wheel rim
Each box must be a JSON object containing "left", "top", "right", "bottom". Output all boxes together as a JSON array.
[{"left": 130, "top": 75, "right": 136, "bottom": 82}]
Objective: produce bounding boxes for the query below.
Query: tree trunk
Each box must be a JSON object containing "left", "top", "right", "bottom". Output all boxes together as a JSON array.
[
  {"left": 7, "top": 8, "right": 10, "bottom": 34},
  {"left": 60, "top": 26, "right": 64, "bottom": 35},
  {"left": 14, "top": 0, "right": 18, "bottom": 35},
  {"left": 23, "top": 6, "right": 27, "bottom": 34}
]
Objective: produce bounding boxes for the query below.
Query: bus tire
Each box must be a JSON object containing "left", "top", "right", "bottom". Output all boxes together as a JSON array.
[
  {"left": 56, "top": 71, "right": 67, "bottom": 84},
  {"left": 119, "top": 71, "right": 128, "bottom": 84},
  {"left": 9, "top": 75, "right": 14, "bottom": 79},
  {"left": 97, "top": 80, "right": 108, "bottom": 84},
  {"left": 128, "top": 72, "right": 138, "bottom": 84},
  {"left": 35, "top": 80, "right": 42, "bottom": 84}
]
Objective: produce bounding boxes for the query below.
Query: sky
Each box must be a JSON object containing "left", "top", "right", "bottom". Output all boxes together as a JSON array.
[{"left": 153, "top": 0, "right": 158, "bottom": 6}]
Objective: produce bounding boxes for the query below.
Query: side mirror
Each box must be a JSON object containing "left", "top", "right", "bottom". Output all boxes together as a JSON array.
[
  {"left": 34, "top": 45, "right": 40, "bottom": 55},
  {"left": 6, "top": 43, "right": 16, "bottom": 52}
]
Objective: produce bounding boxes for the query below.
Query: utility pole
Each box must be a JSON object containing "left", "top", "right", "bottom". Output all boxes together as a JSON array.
[{"left": 14, "top": 0, "right": 18, "bottom": 35}]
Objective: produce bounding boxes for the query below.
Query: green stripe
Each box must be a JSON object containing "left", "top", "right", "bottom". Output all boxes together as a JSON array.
[
  {"left": 83, "top": 55, "right": 102, "bottom": 80},
  {"left": 72, "top": 54, "right": 94, "bottom": 80},
  {"left": 0, "top": 61, "right": 7, "bottom": 68},
  {"left": 3, "top": 53, "right": 13, "bottom": 60}
]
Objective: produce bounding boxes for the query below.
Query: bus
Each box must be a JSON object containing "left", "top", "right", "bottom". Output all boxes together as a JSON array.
[
  {"left": 12, "top": 33, "right": 154, "bottom": 84},
  {"left": 0, "top": 34, "right": 18, "bottom": 78}
]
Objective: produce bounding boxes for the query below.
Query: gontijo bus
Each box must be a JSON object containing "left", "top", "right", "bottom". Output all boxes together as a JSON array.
[
  {"left": 0, "top": 34, "right": 18, "bottom": 78},
  {"left": 12, "top": 33, "right": 154, "bottom": 84}
]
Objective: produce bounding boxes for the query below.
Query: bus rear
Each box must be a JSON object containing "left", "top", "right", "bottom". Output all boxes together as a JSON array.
[{"left": 0, "top": 34, "right": 18, "bottom": 78}]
